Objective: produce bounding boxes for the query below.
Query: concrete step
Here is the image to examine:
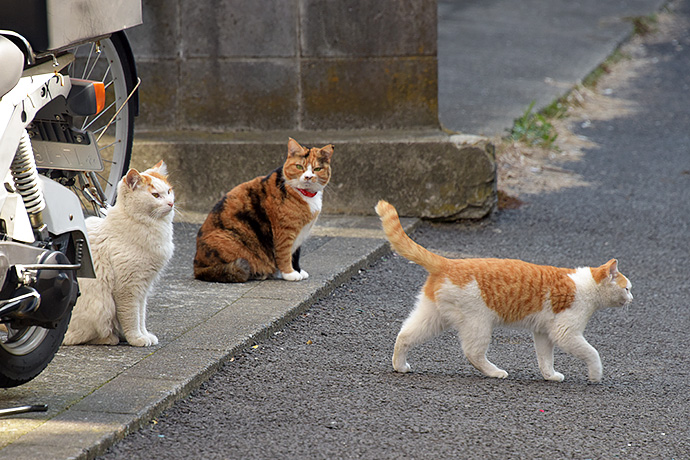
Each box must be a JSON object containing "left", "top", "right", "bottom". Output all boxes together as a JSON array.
[{"left": 131, "top": 129, "right": 496, "bottom": 220}]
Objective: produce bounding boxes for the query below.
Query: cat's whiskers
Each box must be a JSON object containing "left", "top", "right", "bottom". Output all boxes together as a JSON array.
[{"left": 173, "top": 206, "right": 188, "bottom": 220}]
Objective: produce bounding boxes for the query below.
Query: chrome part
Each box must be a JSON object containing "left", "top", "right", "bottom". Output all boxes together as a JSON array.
[
  {"left": 32, "top": 131, "right": 104, "bottom": 171},
  {"left": 21, "top": 53, "right": 74, "bottom": 77},
  {"left": 15, "top": 263, "right": 80, "bottom": 271},
  {"left": 0, "top": 30, "right": 35, "bottom": 65},
  {"left": 0, "top": 253, "right": 8, "bottom": 289},
  {"left": 0, "top": 324, "right": 49, "bottom": 356},
  {"left": 97, "top": 76, "right": 140, "bottom": 143},
  {"left": 0, "top": 289, "right": 40, "bottom": 318}
]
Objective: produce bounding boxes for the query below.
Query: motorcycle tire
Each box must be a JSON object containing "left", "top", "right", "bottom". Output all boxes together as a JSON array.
[
  {"left": 67, "top": 30, "right": 137, "bottom": 206},
  {"left": 0, "top": 312, "right": 71, "bottom": 388}
]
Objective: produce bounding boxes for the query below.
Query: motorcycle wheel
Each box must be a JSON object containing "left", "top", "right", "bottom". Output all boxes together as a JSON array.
[
  {"left": 0, "top": 313, "right": 71, "bottom": 388},
  {"left": 67, "top": 31, "right": 136, "bottom": 209}
]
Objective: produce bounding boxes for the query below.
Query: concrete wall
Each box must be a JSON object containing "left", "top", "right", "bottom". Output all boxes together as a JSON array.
[
  {"left": 126, "top": 0, "right": 439, "bottom": 133},
  {"left": 126, "top": 0, "right": 497, "bottom": 219}
]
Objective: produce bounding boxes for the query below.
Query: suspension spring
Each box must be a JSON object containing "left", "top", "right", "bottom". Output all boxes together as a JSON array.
[{"left": 11, "top": 130, "right": 46, "bottom": 221}]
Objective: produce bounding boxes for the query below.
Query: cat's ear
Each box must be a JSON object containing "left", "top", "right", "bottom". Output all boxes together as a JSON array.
[
  {"left": 319, "top": 144, "right": 334, "bottom": 162},
  {"left": 605, "top": 258, "right": 619, "bottom": 279},
  {"left": 125, "top": 168, "right": 143, "bottom": 190},
  {"left": 151, "top": 160, "right": 168, "bottom": 177},
  {"left": 287, "top": 138, "right": 306, "bottom": 157}
]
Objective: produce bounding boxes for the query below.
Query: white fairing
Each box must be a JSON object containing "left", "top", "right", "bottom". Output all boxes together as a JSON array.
[
  {"left": 38, "top": 176, "right": 90, "bottom": 239},
  {"left": 0, "top": 190, "right": 34, "bottom": 243},
  {"left": 39, "top": 176, "right": 95, "bottom": 277},
  {"left": 0, "top": 67, "right": 75, "bottom": 242}
]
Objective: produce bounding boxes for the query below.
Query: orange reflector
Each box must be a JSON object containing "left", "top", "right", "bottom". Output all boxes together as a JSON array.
[
  {"left": 67, "top": 78, "right": 107, "bottom": 116},
  {"left": 93, "top": 81, "right": 105, "bottom": 114}
]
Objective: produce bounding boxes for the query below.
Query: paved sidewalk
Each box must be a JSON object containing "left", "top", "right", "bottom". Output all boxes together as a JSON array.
[
  {"left": 0, "top": 0, "right": 668, "bottom": 458},
  {"left": 0, "top": 215, "right": 418, "bottom": 460}
]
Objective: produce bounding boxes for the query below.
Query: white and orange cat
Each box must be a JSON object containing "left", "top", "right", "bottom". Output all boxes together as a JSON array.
[
  {"left": 375, "top": 200, "right": 633, "bottom": 382},
  {"left": 63, "top": 161, "right": 174, "bottom": 347}
]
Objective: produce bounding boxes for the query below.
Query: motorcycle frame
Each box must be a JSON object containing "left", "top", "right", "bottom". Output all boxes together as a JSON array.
[{"left": 0, "top": 62, "right": 95, "bottom": 278}]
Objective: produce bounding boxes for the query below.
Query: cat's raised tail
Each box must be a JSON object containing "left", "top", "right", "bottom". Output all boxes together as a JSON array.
[{"left": 375, "top": 200, "right": 446, "bottom": 274}]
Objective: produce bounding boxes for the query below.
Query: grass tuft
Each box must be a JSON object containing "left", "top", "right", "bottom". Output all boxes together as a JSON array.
[
  {"left": 509, "top": 101, "right": 558, "bottom": 148},
  {"left": 627, "top": 14, "right": 658, "bottom": 36}
]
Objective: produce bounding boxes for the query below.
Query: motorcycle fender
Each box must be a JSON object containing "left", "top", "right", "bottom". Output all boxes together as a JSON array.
[
  {"left": 0, "top": 185, "right": 35, "bottom": 244},
  {"left": 38, "top": 176, "right": 95, "bottom": 278}
]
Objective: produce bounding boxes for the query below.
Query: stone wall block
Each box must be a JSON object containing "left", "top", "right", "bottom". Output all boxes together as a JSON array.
[
  {"left": 126, "top": 2, "right": 178, "bottom": 59},
  {"left": 325, "top": 138, "right": 496, "bottom": 219},
  {"left": 180, "top": 0, "right": 297, "bottom": 58},
  {"left": 178, "top": 59, "right": 299, "bottom": 131},
  {"left": 133, "top": 59, "right": 178, "bottom": 131},
  {"left": 128, "top": 0, "right": 440, "bottom": 133},
  {"left": 135, "top": 142, "right": 289, "bottom": 211},
  {"left": 300, "top": 0, "right": 437, "bottom": 57},
  {"left": 301, "top": 57, "right": 439, "bottom": 129},
  {"left": 126, "top": 1, "right": 497, "bottom": 220}
]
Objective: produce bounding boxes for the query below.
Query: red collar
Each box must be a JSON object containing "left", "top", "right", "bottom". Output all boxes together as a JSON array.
[{"left": 296, "top": 188, "right": 318, "bottom": 198}]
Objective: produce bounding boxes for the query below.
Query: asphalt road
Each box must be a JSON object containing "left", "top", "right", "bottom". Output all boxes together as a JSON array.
[
  {"left": 437, "top": 0, "right": 667, "bottom": 136},
  {"left": 102, "top": 3, "right": 689, "bottom": 459}
]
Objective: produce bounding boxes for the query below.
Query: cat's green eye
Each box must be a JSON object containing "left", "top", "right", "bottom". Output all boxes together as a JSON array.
[
  {"left": 314, "top": 167, "right": 322, "bottom": 172},
  {"left": 295, "top": 164, "right": 304, "bottom": 170},
  {"left": 152, "top": 193, "right": 160, "bottom": 198}
]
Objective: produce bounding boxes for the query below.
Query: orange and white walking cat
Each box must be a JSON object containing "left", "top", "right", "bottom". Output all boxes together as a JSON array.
[{"left": 375, "top": 200, "right": 633, "bottom": 382}]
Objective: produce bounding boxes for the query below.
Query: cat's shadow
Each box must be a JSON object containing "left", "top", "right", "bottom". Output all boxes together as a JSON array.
[{"left": 384, "top": 367, "right": 623, "bottom": 390}]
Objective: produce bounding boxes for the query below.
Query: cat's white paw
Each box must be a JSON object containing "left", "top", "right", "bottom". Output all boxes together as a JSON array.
[
  {"left": 489, "top": 369, "right": 509, "bottom": 379},
  {"left": 145, "top": 332, "right": 159, "bottom": 346},
  {"left": 299, "top": 269, "right": 309, "bottom": 279},
  {"left": 281, "top": 270, "right": 306, "bottom": 281},
  {"left": 545, "top": 372, "right": 565, "bottom": 382},
  {"left": 588, "top": 373, "right": 602, "bottom": 383},
  {"left": 588, "top": 363, "right": 603, "bottom": 383},
  {"left": 126, "top": 334, "right": 155, "bottom": 347},
  {"left": 393, "top": 362, "right": 411, "bottom": 373}
]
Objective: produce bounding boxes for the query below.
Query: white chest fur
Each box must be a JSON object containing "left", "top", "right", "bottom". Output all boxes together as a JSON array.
[
  {"left": 303, "top": 190, "right": 323, "bottom": 214},
  {"left": 292, "top": 191, "right": 322, "bottom": 252}
]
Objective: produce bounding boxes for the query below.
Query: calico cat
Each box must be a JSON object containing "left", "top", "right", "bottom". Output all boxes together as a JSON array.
[
  {"left": 194, "top": 138, "right": 333, "bottom": 283},
  {"left": 375, "top": 200, "right": 633, "bottom": 382},
  {"left": 63, "top": 161, "right": 175, "bottom": 347}
]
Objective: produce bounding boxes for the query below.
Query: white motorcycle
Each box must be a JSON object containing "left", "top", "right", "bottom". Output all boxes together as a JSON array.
[{"left": 0, "top": 2, "right": 141, "bottom": 387}]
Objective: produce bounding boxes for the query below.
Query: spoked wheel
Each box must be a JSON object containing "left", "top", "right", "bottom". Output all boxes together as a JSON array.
[
  {"left": 0, "top": 315, "right": 71, "bottom": 388},
  {"left": 66, "top": 31, "right": 137, "bottom": 213}
]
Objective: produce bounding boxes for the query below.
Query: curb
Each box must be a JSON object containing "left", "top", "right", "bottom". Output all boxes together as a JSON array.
[{"left": 0, "top": 216, "right": 418, "bottom": 460}]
